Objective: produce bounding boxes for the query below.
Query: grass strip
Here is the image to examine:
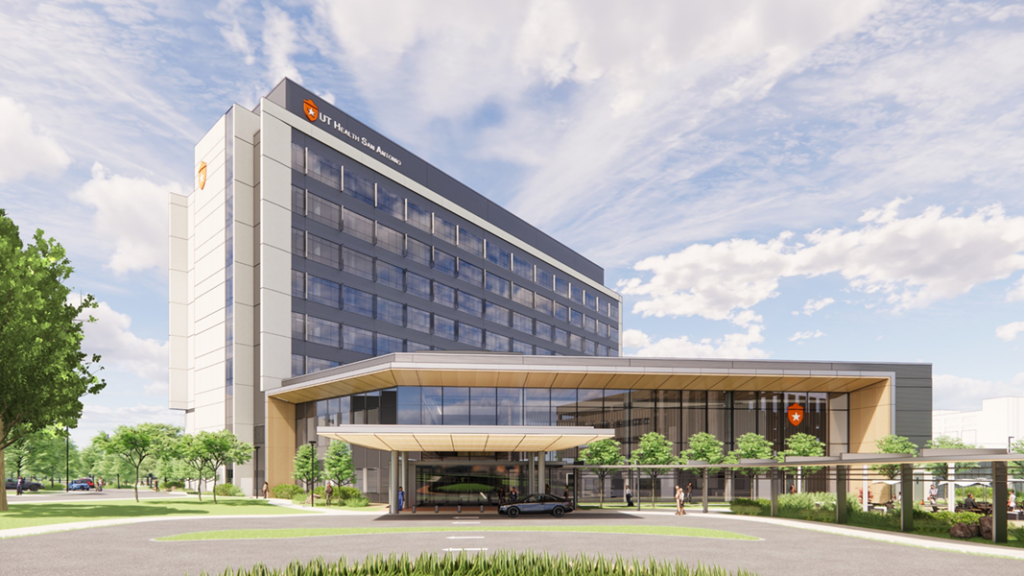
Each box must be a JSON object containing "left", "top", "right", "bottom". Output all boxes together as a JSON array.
[{"left": 156, "top": 524, "right": 758, "bottom": 542}]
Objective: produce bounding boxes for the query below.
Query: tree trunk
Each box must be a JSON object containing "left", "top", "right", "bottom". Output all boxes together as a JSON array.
[
  {"left": 0, "top": 442, "right": 8, "bottom": 512},
  {"left": 212, "top": 469, "right": 218, "bottom": 504},
  {"left": 133, "top": 466, "right": 140, "bottom": 502},
  {"left": 197, "top": 473, "right": 203, "bottom": 501},
  {"left": 598, "top": 474, "right": 604, "bottom": 508}
]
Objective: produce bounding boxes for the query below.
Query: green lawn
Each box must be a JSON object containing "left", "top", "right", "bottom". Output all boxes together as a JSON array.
[
  {"left": 0, "top": 496, "right": 309, "bottom": 532},
  {"left": 157, "top": 524, "right": 759, "bottom": 542}
]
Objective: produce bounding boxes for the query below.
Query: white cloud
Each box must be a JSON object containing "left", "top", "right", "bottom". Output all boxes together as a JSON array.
[
  {"left": 801, "top": 297, "right": 835, "bottom": 316},
  {"left": 0, "top": 96, "right": 70, "bottom": 183},
  {"left": 789, "top": 330, "right": 825, "bottom": 342},
  {"left": 933, "top": 373, "right": 1024, "bottom": 412},
  {"left": 623, "top": 326, "right": 769, "bottom": 359},
  {"left": 73, "top": 295, "right": 168, "bottom": 391},
  {"left": 74, "top": 403, "right": 182, "bottom": 445},
  {"left": 621, "top": 201, "right": 1024, "bottom": 321},
  {"left": 222, "top": 20, "right": 256, "bottom": 65},
  {"left": 995, "top": 321, "right": 1024, "bottom": 342},
  {"left": 1008, "top": 277, "right": 1024, "bottom": 302},
  {"left": 71, "top": 162, "right": 183, "bottom": 275},
  {"left": 263, "top": 4, "right": 302, "bottom": 84}
]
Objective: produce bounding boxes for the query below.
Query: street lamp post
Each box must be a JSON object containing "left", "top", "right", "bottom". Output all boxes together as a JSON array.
[
  {"left": 308, "top": 440, "right": 317, "bottom": 508},
  {"left": 254, "top": 445, "right": 261, "bottom": 498}
]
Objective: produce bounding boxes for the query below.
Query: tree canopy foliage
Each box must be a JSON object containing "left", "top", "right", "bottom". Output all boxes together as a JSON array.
[
  {"left": 630, "top": 432, "right": 676, "bottom": 509},
  {"left": 100, "top": 423, "right": 180, "bottom": 502},
  {"left": 872, "top": 434, "right": 919, "bottom": 480},
  {"left": 324, "top": 441, "right": 356, "bottom": 489},
  {"left": 579, "top": 438, "right": 624, "bottom": 508}
]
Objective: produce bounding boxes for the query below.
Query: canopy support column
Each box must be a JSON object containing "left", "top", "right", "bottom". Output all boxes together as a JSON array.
[
  {"left": 947, "top": 463, "right": 956, "bottom": 512},
  {"left": 528, "top": 453, "right": 535, "bottom": 495},
  {"left": 400, "top": 451, "right": 408, "bottom": 509},
  {"left": 900, "top": 463, "right": 913, "bottom": 532},
  {"left": 389, "top": 451, "right": 398, "bottom": 515},
  {"left": 993, "top": 461, "right": 1008, "bottom": 543},
  {"left": 702, "top": 468, "right": 709, "bottom": 513},
  {"left": 836, "top": 465, "right": 848, "bottom": 525},
  {"left": 538, "top": 452, "right": 546, "bottom": 493},
  {"left": 770, "top": 470, "right": 779, "bottom": 517}
]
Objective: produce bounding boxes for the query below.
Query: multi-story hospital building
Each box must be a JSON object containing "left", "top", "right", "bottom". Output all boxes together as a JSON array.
[{"left": 169, "top": 79, "right": 931, "bottom": 505}]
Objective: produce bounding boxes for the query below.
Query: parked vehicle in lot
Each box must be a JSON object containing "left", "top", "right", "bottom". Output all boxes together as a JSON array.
[
  {"left": 75, "top": 478, "right": 95, "bottom": 488},
  {"left": 68, "top": 480, "right": 91, "bottom": 491},
  {"left": 5, "top": 478, "right": 43, "bottom": 492},
  {"left": 498, "top": 494, "right": 575, "bottom": 518}
]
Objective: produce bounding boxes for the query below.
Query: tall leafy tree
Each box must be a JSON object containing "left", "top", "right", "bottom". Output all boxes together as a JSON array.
[
  {"left": 4, "top": 434, "right": 35, "bottom": 480},
  {"left": 778, "top": 432, "right": 826, "bottom": 490},
  {"left": 197, "top": 430, "right": 252, "bottom": 503},
  {"left": 101, "top": 423, "right": 180, "bottom": 502},
  {"left": 578, "top": 438, "right": 624, "bottom": 508},
  {"left": 872, "top": 434, "right": 919, "bottom": 480},
  {"left": 174, "top": 434, "right": 214, "bottom": 500},
  {"left": 729, "top": 433, "right": 774, "bottom": 499},
  {"left": 923, "top": 436, "right": 980, "bottom": 481},
  {"left": 293, "top": 444, "right": 323, "bottom": 494},
  {"left": 630, "top": 432, "right": 676, "bottom": 509},
  {"left": 0, "top": 209, "right": 106, "bottom": 511},
  {"left": 30, "top": 428, "right": 79, "bottom": 487},
  {"left": 684, "top": 432, "right": 727, "bottom": 472},
  {"left": 324, "top": 441, "right": 356, "bottom": 491}
]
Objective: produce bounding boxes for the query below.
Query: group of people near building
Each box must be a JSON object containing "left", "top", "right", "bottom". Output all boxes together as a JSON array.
[{"left": 927, "top": 483, "right": 1021, "bottom": 513}]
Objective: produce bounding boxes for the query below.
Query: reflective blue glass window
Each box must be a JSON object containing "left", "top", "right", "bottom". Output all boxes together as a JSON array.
[
  {"left": 512, "top": 284, "right": 533, "bottom": 307},
  {"left": 512, "top": 340, "right": 532, "bottom": 354},
  {"left": 554, "top": 327, "right": 568, "bottom": 348},
  {"left": 421, "top": 387, "right": 443, "bottom": 425},
  {"left": 343, "top": 209, "right": 374, "bottom": 243},
  {"left": 377, "top": 297, "right": 404, "bottom": 326},
  {"left": 343, "top": 325, "right": 374, "bottom": 354},
  {"left": 458, "top": 323, "right": 482, "bottom": 346},
  {"left": 291, "top": 144, "right": 305, "bottom": 173},
  {"left": 497, "top": 388, "right": 522, "bottom": 426},
  {"left": 512, "top": 312, "right": 532, "bottom": 334},
  {"left": 486, "top": 273, "right": 511, "bottom": 299},
  {"left": 308, "top": 149, "right": 340, "bottom": 189},
  {"left": 407, "top": 341, "right": 431, "bottom": 352},
  {"left": 458, "top": 260, "right": 483, "bottom": 287},
  {"left": 406, "top": 272, "right": 430, "bottom": 300},
  {"left": 570, "top": 333, "right": 583, "bottom": 352},
  {"left": 485, "top": 302, "right": 510, "bottom": 326},
  {"left": 377, "top": 334, "right": 404, "bottom": 355},
  {"left": 342, "top": 247, "right": 373, "bottom": 280},
  {"left": 512, "top": 255, "right": 534, "bottom": 281},
  {"left": 535, "top": 347, "right": 552, "bottom": 356},
  {"left": 584, "top": 315, "right": 596, "bottom": 333},
  {"left": 535, "top": 294, "right": 552, "bottom": 316},
  {"left": 459, "top": 229, "right": 484, "bottom": 257},
  {"left": 433, "top": 282, "right": 456, "bottom": 308},
  {"left": 293, "top": 228, "right": 305, "bottom": 257},
  {"left": 486, "top": 242, "right": 511, "bottom": 269},
  {"left": 610, "top": 326, "right": 619, "bottom": 342},
  {"left": 536, "top": 267, "right": 553, "bottom": 290},
  {"left": 585, "top": 292, "right": 597, "bottom": 311},
  {"left": 292, "top": 312, "right": 305, "bottom": 340},
  {"left": 434, "top": 315, "right": 456, "bottom": 340},
  {"left": 307, "top": 316, "right": 340, "bottom": 347},
  {"left": 343, "top": 286, "right": 374, "bottom": 317},
  {"left": 554, "top": 276, "right": 569, "bottom": 297},
  {"left": 584, "top": 339, "right": 596, "bottom": 356},
  {"left": 535, "top": 320, "right": 552, "bottom": 341},
  {"left": 407, "top": 237, "right": 431, "bottom": 267},
  {"left": 344, "top": 171, "right": 375, "bottom": 206},
  {"left": 291, "top": 354, "right": 305, "bottom": 376},
  {"left": 407, "top": 307, "right": 431, "bottom": 333},
  {"left": 308, "top": 235, "right": 340, "bottom": 269},
  {"left": 377, "top": 186, "right": 404, "bottom": 220},
  {"left": 434, "top": 216, "right": 457, "bottom": 244},
  {"left": 485, "top": 331, "right": 510, "bottom": 352},
  {"left": 570, "top": 284, "right": 583, "bottom": 304},
  {"left": 307, "top": 357, "right": 339, "bottom": 373},
  {"left": 443, "top": 387, "right": 470, "bottom": 425},
  {"left": 457, "top": 291, "right": 483, "bottom": 317},
  {"left": 376, "top": 224, "right": 404, "bottom": 255},
  {"left": 292, "top": 270, "right": 305, "bottom": 298},
  {"left": 308, "top": 276, "right": 341, "bottom": 308},
  {"left": 554, "top": 302, "right": 568, "bottom": 322},
  {"left": 308, "top": 194, "right": 341, "bottom": 229},
  {"left": 470, "top": 388, "right": 497, "bottom": 426},
  {"left": 434, "top": 249, "right": 456, "bottom": 276},
  {"left": 407, "top": 201, "right": 432, "bottom": 232},
  {"left": 570, "top": 309, "right": 583, "bottom": 328},
  {"left": 598, "top": 321, "right": 608, "bottom": 338},
  {"left": 376, "top": 260, "right": 404, "bottom": 291}
]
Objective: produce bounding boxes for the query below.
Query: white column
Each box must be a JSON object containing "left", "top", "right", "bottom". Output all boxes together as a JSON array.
[
  {"left": 400, "top": 451, "right": 407, "bottom": 508},
  {"left": 862, "top": 465, "right": 869, "bottom": 512},
  {"left": 528, "top": 454, "right": 535, "bottom": 494},
  {"left": 389, "top": 451, "right": 398, "bottom": 514},
  {"left": 948, "top": 462, "right": 956, "bottom": 513}
]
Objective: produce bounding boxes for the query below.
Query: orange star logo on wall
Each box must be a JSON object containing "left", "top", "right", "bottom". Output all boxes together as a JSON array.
[
  {"left": 303, "top": 99, "right": 318, "bottom": 122},
  {"left": 787, "top": 403, "right": 804, "bottom": 426},
  {"left": 198, "top": 161, "right": 207, "bottom": 190}
]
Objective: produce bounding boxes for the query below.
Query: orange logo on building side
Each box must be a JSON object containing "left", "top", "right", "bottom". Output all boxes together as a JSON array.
[
  {"left": 303, "top": 99, "right": 318, "bottom": 122},
  {"left": 787, "top": 403, "right": 804, "bottom": 426},
  {"left": 198, "top": 161, "right": 207, "bottom": 190}
]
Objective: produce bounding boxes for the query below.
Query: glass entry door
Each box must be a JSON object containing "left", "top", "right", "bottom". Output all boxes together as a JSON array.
[{"left": 415, "top": 463, "right": 526, "bottom": 506}]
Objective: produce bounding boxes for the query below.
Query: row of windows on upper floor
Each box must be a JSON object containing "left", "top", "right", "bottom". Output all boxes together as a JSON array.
[
  {"left": 294, "top": 271, "right": 620, "bottom": 345},
  {"left": 292, "top": 228, "right": 620, "bottom": 341},
  {"left": 289, "top": 155, "right": 620, "bottom": 320}
]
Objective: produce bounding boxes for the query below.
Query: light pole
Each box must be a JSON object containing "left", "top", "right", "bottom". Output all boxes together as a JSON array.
[
  {"left": 308, "top": 440, "right": 317, "bottom": 508},
  {"left": 254, "top": 445, "right": 261, "bottom": 498}
]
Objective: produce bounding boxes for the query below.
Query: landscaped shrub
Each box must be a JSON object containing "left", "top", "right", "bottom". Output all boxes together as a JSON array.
[
  {"left": 214, "top": 483, "right": 244, "bottom": 497},
  {"left": 729, "top": 498, "right": 769, "bottom": 516},
  {"left": 342, "top": 495, "right": 371, "bottom": 507},
  {"left": 164, "top": 480, "right": 185, "bottom": 491},
  {"left": 207, "top": 551, "right": 758, "bottom": 576},
  {"left": 336, "top": 486, "right": 361, "bottom": 500},
  {"left": 1008, "top": 525, "right": 1024, "bottom": 547},
  {"left": 271, "top": 484, "right": 305, "bottom": 499}
]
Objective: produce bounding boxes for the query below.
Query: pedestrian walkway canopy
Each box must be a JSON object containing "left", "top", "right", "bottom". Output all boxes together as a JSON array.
[{"left": 317, "top": 424, "right": 615, "bottom": 452}]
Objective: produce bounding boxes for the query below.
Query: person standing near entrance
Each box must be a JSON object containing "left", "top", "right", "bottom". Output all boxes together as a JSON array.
[
  {"left": 325, "top": 481, "right": 334, "bottom": 506},
  {"left": 398, "top": 486, "right": 405, "bottom": 512},
  {"left": 16, "top": 476, "right": 23, "bottom": 496},
  {"left": 625, "top": 484, "right": 633, "bottom": 507},
  {"left": 262, "top": 481, "right": 269, "bottom": 499},
  {"left": 510, "top": 487, "right": 518, "bottom": 502},
  {"left": 685, "top": 482, "right": 693, "bottom": 504}
]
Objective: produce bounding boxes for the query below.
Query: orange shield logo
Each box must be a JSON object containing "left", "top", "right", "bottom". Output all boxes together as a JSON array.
[
  {"left": 303, "top": 99, "right": 318, "bottom": 122},
  {"left": 198, "top": 161, "right": 207, "bottom": 190},
  {"left": 787, "top": 403, "right": 804, "bottom": 426}
]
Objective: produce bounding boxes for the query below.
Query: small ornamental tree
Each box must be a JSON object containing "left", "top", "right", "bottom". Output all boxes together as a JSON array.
[
  {"left": 293, "top": 444, "right": 323, "bottom": 494},
  {"left": 324, "top": 441, "right": 356, "bottom": 490},
  {"left": 630, "top": 432, "right": 676, "bottom": 509},
  {"left": 102, "top": 423, "right": 180, "bottom": 502},
  {"left": 684, "top": 432, "right": 727, "bottom": 472},
  {"left": 578, "top": 438, "right": 624, "bottom": 508},
  {"left": 873, "top": 434, "right": 919, "bottom": 480},
  {"left": 1010, "top": 438, "right": 1024, "bottom": 480},
  {"left": 778, "top": 432, "right": 826, "bottom": 491},
  {"left": 924, "top": 436, "right": 980, "bottom": 481},
  {"left": 197, "top": 430, "right": 252, "bottom": 503},
  {"left": 174, "top": 434, "right": 214, "bottom": 500},
  {"left": 729, "top": 433, "right": 774, "bottom": 499}
]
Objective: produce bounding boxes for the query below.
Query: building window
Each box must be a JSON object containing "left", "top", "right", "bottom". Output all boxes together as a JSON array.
[
  {"left": 307, "top": 357, "right": 340, "bottom": 373},
  {"left": 598, "top": 344, "right": 608, "bottom": 357},
  {"left": 308, "top": 150, "right": 341, "bottom": 189},
  {"left": 486, "top": 242, "right": 511, "bottom": 270},
  {"left": 291, "top": 143, "right": 305, "bottom": 173},
  {"left": 292, "top": 228, "right": 306, "bottom": 257},
  {"left": 343, "top": 325, "right": 374, "bottom": 354},
  {"left": 342, "top": 247, "right": 373, "bottom": 280},
  {"left": 291, "top": 354, "right": 305, "bottom": 376},
  {"left": 486, "top": 273, "right": 511, "bottom": 299},
  {"left": 308, "top": 276, "right": 341, "bottom": 308},
  {"left": 609, "top": 301, "right": 619, "bottom": 319},
  {"left": 598, "top": 321, "right": 608, "bottom": 338},
  {"left": 512, "top": 340, "right": 532, "bottom": 354},
  {"left": 307, "top": 316, "right": 340, "bottom": 347},
  {"left": 344, "top": 171, "right": 375, "bottom": 206},
  {"left": 535, "top": 320, "right": 552, "bottom": 341},
  {"left": 459, "top": 229, "right": 483, "bottom": 257},
  {"left": 407, "top": 237, "right": 431, "bottom": 267},
  {"left": 512, "top": 312, "right": 533, "bottom": 335},
  {"left": 407, "top": 341, "right": 431, "bottom": 352},
  {"left": 569, "top": 309, "right": 583, "bottom": 328},
  {"left": 376, "top": 261, "right": 404, "bottom": 291},
  {"left": 584, "top": 339, "right": 596, "bottom": 356},
  {"left": 458, "top": 323, "right": 482, "bottom": 347},
  {"left": 534, "top": 294, "right": 552, "bottom": 316},
  {"left": 610, "top": 326, "right": 619, "bottom": 343},
  {"left": 292, "top": 185, "right": 305, "bottom": 213},
  {"left": 512, "top": 256, "right": 534, "bottom": 281},
  {"left": 485, "top": 332, "right": 510, "bottom": 352},
  {"left": 554, "top": 276, "right": 569, "bottom": 298},
  {"left": 554, "top": 302, "right": 568, "bottom": 323},
  {"left": 407, "top": 307, "right": 431, "bottom": 333},
  {"left": 377, "top": 334, "right": 404, "bottom": 355},
  {"left": 377, "top": 297, "right": 404, "bottom": 326},
  {"left": 585, "top": 292, "right": 597, "bottom": 311},
  {"left": 308, "top": 194, "right": 341, "bottom": 229},
  {"left": 377, "top": 186, "right": 403, "bottom": 220},
  {"left": 458, "top": 292, "right": 483, "bottom": 317},
  {"left": 342, "top": 286, "right": 374, "bottom": 317},
  {"left": 292, "top": 313, "right": 305, "bottom": 340},
  {"left": 434, "top": 249, "right": 457, "bottom": 276},
  {"left": 376, "top": 224, "right": 404, "bottom": 255},
  {"left": 458, "top": 260, "right": 483, "bottom": 287},
  {"left": 570, "top": 284, "right": 583, "bottom": 304},
  {"left": 554, "top": 327, "right": 568, "bottom": 348},
  {"left": 584, "top": 315, "right": 596, "bottom": 333},
  {"left": 434, "top": 216, "right": 457, "bottom": 244},
  {"left": 433, "top": 282, "right": 456, "bottom": 308},
  {"left": 406, "top": 272, "right": 431, "bottom": 300},
  {"left": 512, "top": 284, "right": 533, "bottom": 308},
  {"left": 434, "top": 315, "right": 456, "bottom": 340},
  {"left": 535, "top": 347, "right": 552, "bottom": 356},
  {"left": 608, "top": 347, "right": 618, "bottom": 357},
  {"left": 343, "top": 209, "right": 374, "bottom": 243},
  {"left": 292, "top": 270, "right": 305, "bottom": 298},
  {"left": 407, "top": 201, "right": 432, "bottom": 232},
  {"left": 569, "top": 333, "right": 583, "bottom": 352},
  {"left": 308, "top": 234, "right": 340, "bottom": 269},
  {"left": 536, "top": 267, "right": 553, "bottom": 290},
  {"left": 485, "top": 302, "right": 510, "bottom": 327}
]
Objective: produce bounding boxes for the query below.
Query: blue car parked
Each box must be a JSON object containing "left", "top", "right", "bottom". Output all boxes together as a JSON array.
[
  {"left": 68, "top": 480, "right": 91, "bottom": 491},
  {"left": 498, "top": 494, "right": 574, "bottom": 518}
]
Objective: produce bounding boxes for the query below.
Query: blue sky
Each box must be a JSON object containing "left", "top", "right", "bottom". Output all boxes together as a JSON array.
[{"left": 1, "top": 0, "right": 1023, "bottom": 446}]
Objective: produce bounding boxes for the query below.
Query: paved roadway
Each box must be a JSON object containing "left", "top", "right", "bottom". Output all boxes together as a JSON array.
[{"left": 0, "top": 509, "right": 1021, "bottom": 576}]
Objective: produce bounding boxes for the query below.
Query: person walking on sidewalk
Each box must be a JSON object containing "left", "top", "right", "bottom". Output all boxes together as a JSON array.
[{"left": 625, "top": 484, "right": 633, "bottom": 507}]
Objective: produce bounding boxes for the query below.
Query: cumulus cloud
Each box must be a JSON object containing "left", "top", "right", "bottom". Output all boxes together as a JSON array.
[
  {"left": 71, "top": 162, "right": 184, "bottom": 275},
  {"left": 72, "top": 295, "right": 168, "bottom": 390},
  {"left": 263, "top": 4, "right": 302, "bottom": 84},
  {"left": 622, "top": 327, "right": 769, "bottom": 359},
  {"left": 798, "top": 298, "right": 835, "bottom": 316},
  {"left": 933, "top": 373, "right": 1024, "bottom": 412},
  {"left": 1008, "top": 277, "right": 1024, "bottom": 302},
  {"left": 620, "top": 200, "right": 1024, "bottom": 321},
  {"left": 74, "top": 403, "right": 182, "bottom": 445},
  {"left": 995, "top": 321, "right": 1024, "bottom": 342},
  {"left": 789, "top": 330, "right": 825, "bottom": 342},
  {"left": 0, "top": 96, "right": 70, "bottom": 183}
]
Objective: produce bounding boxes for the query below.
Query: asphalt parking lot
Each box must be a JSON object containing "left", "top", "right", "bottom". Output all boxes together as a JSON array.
[{"left": 0, "top": 509, "right": 1021, "bottom": 576}]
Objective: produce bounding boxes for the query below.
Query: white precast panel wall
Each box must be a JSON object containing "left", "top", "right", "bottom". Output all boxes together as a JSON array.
[{"left": 933, "top": 397, "right": 1024, "bottom": 449}]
